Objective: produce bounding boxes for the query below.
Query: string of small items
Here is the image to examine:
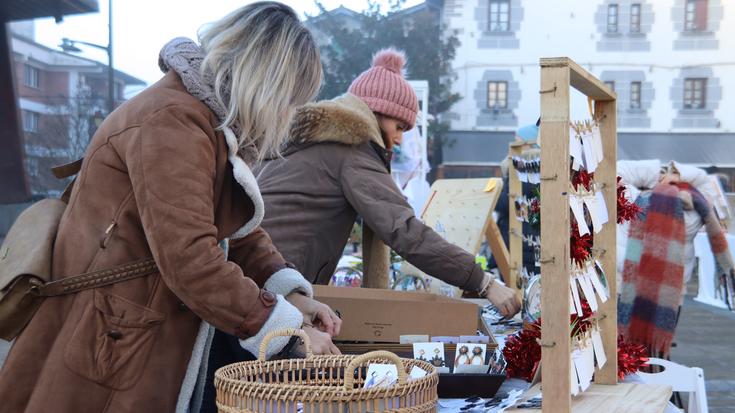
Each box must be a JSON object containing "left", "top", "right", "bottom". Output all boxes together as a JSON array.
[{"left": 503, "top": 118, "right": 645, "bottom": 389}]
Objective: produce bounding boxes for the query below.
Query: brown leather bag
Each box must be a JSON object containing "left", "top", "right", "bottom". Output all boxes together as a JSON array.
[{"left": 0, "top": 160, "right": 158, "bottom": 341}]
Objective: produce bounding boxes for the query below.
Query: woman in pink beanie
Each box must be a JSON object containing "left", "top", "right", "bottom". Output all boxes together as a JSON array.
[{"left": 252, "top": 47, "right": 520, "bottom": 315}]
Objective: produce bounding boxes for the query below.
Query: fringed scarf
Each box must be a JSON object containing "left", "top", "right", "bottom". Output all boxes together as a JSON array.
[{"left": 619, "top": 182, "right": 735, "bottom": 356}]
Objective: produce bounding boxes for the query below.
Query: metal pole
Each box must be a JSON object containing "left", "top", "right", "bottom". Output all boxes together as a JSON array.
[{"left": 107, "top": 0, "right": 114, "bottom": 115}]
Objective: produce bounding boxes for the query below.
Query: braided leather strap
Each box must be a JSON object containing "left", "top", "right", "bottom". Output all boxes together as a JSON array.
[{"left": 39, "top": 258, "right": 158, "bottom": 297}]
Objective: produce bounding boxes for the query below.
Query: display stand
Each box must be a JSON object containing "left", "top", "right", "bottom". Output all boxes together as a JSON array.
[
  {"left": 532, "top": 57, "right": 671, "bottom": 413},
  {"left": 400, "top": 178, "right": 505, "bottom": 297},
  {"left": 507, "top": 141, "right": 538, "bottom": 297}
]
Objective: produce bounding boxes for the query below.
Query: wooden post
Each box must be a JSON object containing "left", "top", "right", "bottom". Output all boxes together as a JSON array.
[
  {"left": 594, "top": 98, "right": 618, "bottom": 384},
  {"left": 539, "top": 62, "right": 572, "bottom": 413}
]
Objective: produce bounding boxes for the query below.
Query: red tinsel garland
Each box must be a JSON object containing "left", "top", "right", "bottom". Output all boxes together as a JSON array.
[
  {"left": 617, "top": 176, "right": 642, "bottom": 224},
  {"left": 571, "top": 169, "right": 594, "bottom": 191},
  {"left": 503, "top": 312, "right": 650, "bottom": 381},
  {"left": 570, "top": 221, "right": 593, "bottom": 267},
  {"left": 617, "top": 335, "right": 650, "bottom": 379}
]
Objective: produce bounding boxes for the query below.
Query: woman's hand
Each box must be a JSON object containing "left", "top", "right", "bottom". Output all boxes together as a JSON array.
[
  {"left": 485, "top": 282, "right": 521, "bottom": 318},
  {"left": 286, "top": 293, "right": 342, "bottom": 337},
  {"left": 293, "top": 325, "right": 341, "bottom": 356}
]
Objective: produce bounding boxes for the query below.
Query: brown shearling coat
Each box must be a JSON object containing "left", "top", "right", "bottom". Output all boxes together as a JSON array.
[
  {"left": 0, "top": 72, "right": 297, "bottom": 413},
  {"left": 255, "top": 94, "right": 485, "bottom": 291}
]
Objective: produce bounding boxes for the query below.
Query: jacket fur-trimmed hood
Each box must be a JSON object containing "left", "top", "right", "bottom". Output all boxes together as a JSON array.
[{"left": 288, "top": 93, "right": 385, "bottom": 148}]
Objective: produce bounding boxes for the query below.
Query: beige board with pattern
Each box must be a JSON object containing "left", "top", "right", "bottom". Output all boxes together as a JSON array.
[{"left": 398, "top": 178, "right": 503, "bottom": 297}]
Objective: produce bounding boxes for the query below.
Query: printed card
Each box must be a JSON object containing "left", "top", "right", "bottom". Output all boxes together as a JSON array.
[
  {"left": 409, "top": 366, "right": 428, "bottom": 380},
  {"left": 413, "top": 342, "right": 446, "bottom": 369},
  {"left": 588, "top": 262, "right": 609, "bottom": 303},
  {"left": 454, "top": 343, "right": 487, "bottom": 368},
  {"left": 591, "top": 327, "right": 607, "bottom": 369},
  {"left": 364, "top": 363, "right": 398, "bottom": 389}
]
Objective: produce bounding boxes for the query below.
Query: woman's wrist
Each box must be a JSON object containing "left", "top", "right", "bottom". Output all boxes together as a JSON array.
[{"left": 478, "top": 273, "right": 496, "bottom": 297}]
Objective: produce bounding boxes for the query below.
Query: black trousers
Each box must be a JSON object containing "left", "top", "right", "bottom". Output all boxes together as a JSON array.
[{"left": 200, "top": 329, "right": 256, "bottom": 413}]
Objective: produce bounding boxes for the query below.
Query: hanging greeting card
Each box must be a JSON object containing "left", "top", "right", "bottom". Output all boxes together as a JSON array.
[
  {"left": 591, "top": 123, "right": 604, "bottom": 163},
  {"left": 569, "top": 195, "right": 590, "bottom": 236},
  {"left": 591, "top": 326, "right": 607, "bottom": 369},
  {"left": 594, "top": 189, "right": 610, "bottom": 225}
]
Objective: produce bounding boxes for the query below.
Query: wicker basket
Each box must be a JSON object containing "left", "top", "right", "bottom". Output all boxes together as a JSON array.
[{"left": 215, "top": 329, "right": 439, "bottom": 413}]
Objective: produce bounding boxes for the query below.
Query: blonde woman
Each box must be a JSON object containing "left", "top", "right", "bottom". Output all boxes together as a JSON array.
[{"left": 0, "top": 3, "right": 339, "bottom": 413}]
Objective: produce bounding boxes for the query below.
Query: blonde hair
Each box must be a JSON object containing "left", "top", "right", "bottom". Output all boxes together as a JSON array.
[{"left": 199, "top": 2, "right": 322, "bottom": 161}]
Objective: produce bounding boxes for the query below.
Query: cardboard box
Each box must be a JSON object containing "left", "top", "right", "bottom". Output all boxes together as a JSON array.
[{"left": 313, "top": 285, "right": 479, "bottom": 343}]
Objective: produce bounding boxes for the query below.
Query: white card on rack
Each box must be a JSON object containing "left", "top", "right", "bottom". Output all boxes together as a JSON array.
[
  {"left": 572, "top": 347, "right": 592, "bottom": 392},
  {"left": 577, "top": 274, "right": 598, "bottom": 312},
  {"left": 581, "top": 131, "right": 598, "bottom": 172},
  {"left": 591, "top": 124, "right": 604, "bottom": 163},
  {"left": 580, "top": 340, "right": 595, "bottom": 391},
  {"left": 570, "top": 356, "right": 580, "bottom": 396},
  {"left": 594, "top": 190, "right": 609, "bottom": 225},
  {"left": 570, "top": 288, "right": 577, "bottom": 314},
  {"left": 591, "top": 328, "right": 607, "bottom": 369},
  {"left": 570, "top": 280, "right": 583, "bottom": 316},
  {"left": 583, "top": 194, "right": 604, "bottom": 233},
  {"left": 569, "top": 129, "right": 583, "bottom": 163},
  {"left": 570, "top": 195, "right": 590, "bottom": 236},
  {"left": 587, "top": 263, "right": 609, "bottom": 303}
]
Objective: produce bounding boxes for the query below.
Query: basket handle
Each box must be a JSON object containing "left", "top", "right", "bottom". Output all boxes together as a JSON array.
[
  {"left": 344, "top": 350, "right": 407, "bottom": 390},
  {"left": 258, "top": 328, "right": 312, "bottom": 361}
]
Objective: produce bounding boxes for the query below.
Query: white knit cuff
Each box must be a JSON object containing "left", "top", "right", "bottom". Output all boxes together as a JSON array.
[
  {"left": 239, "top": 295, "right": 303, "bottom": 359},
  {"left": 264, "top": 268, "right": 314, "bottom": 298}
]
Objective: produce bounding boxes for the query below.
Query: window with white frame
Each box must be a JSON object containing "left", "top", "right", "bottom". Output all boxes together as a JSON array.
[
  {"left": 630, "top": 3, "right": 641, "bottom": 33},
  {"left": 630, "top": 82, "right": 642, "bottom": 109},
  {"left": 22, "top": 110, "right": 39, "bottom": 132},
  {"left": 24, "top": 65, "right": 39, "bottom": 88},
  {"left": 607, "top": 4, "right": 619, "bottom": 33},
  {"left": 487, "top": 81, "right": 508, "bottom": 109},
  {"left": 685, "top": 0, "right": 708, "bottom": 32},
  {"left": 683, "top": 78, "right": 706, "bottom": 109},
  {"left": 489, "top": 0, "right": 510, "bottom": 32}
]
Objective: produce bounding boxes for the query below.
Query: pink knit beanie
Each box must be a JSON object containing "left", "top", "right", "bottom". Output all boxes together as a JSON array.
[{"left": 348, "top": 48, "right": 418, "bottom": 129}]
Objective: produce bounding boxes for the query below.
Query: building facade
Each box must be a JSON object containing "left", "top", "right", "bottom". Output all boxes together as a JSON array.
[
  {"left": 10, "top": 22, "right": 144, "bottom": 197},
  {"left": 439, "top": 0, "right": 735, "bottom": 189}
]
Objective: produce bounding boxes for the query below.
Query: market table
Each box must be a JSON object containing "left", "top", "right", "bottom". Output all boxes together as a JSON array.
[{"left": 505, "top": 382, "right": 672, "bottom": 413}]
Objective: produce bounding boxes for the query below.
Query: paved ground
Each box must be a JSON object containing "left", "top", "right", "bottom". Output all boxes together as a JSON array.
[
  {"left": 670, "top": 286, "right": 735, "bottom": 413},
  {"left": 1, "top": 282, "right": 733, "bottom": 412}
]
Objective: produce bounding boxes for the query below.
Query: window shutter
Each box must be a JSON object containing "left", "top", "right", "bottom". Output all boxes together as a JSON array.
[{"left": 695, "top": 0, "right": 708, "bottom": 30}]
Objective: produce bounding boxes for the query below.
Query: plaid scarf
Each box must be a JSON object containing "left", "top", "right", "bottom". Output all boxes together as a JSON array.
[
  {"left": 619, "top": 182, "right": 735, "bottom": 355},
  {"left": 618, "top": 183, "right": 685, "bottom": 356}
]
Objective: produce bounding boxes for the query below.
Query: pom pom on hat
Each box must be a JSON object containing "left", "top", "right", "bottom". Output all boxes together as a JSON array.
[
  {"left": 372, "top": 48, "right": 406, "bottom": 74},
  {"left": 348, "top": 48, "right": 418, "bottom": 128}
]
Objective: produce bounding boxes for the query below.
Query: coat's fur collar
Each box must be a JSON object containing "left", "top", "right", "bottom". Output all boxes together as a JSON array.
[{"left": 288, "top": 93, "right": 385, "bottom": 149}]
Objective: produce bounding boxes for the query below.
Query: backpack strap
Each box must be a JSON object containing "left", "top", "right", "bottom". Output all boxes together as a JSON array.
[{"left": 37, "top": 257, "right": 158, "bottom": 297}]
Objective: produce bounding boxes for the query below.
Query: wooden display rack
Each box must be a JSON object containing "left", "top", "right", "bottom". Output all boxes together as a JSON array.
[
  {"left": 526, "top": 57, "right": 671, "bottom": 413},
  {"left": 507, "top": 141, "right": 538, "bottom": 298}
]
